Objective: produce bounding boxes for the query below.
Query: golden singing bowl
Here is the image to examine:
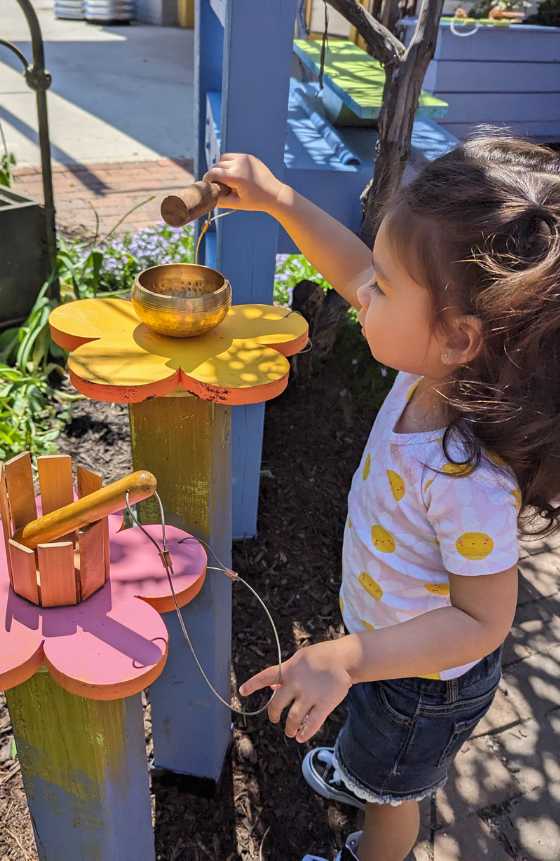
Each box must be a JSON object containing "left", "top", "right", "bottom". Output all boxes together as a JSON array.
[{"left": 132, "top": 263, "right": 232, "bottom": 338}]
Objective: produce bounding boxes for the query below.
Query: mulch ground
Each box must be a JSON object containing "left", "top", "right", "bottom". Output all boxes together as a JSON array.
[{"left": 0, "top": 327, "right": 387, "bottom": 861}]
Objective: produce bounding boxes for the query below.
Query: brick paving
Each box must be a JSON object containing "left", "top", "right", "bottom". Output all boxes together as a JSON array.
[{"left": 12, "top": 158, "right": 195, "bottom": 238}]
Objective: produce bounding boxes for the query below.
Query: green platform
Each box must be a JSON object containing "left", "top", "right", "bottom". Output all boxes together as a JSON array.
[{"left": 293, "top": 38, "right": 448, "bottom": 123}]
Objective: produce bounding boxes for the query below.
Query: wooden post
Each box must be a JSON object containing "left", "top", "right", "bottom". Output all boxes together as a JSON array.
[
  {"left": 194, "top": 0, "right": 297, "bottom": 539},
  {"left": 129, "top": 393, "right": 232, "bottom": 781},
  {"left": 6, "top": 671, "right": 155, "bottom": 861}
]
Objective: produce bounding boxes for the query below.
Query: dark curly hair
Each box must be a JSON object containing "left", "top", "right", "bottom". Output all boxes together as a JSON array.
[{"left": 384, "top": 130, "right": 560, "bottom": 535}]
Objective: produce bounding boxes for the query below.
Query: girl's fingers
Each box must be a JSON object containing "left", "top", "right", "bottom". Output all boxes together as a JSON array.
[
  {"left": 284, "top": 699, "right": 313, "bottom": 739},
  {"left": 239, "top": 664, "right": 281, "bottom": 697},
  {"left": 295, "top": 705, "right": 329, "bottom": 744},
  {"left": 203, "top": 167, "right": 231, "bottom": 184},
  {"left": 267, "top": 684, "right": 295, "bottom": 725}
]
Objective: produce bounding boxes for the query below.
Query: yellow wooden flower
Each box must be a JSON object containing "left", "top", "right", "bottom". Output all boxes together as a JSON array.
[{"left": 49, "top": 298, "right": 308, "bottom": 405}]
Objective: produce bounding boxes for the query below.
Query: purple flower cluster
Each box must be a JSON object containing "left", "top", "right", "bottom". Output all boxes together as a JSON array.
[{"left": 100, "top": 225, "right": 195, "bottom": 286}]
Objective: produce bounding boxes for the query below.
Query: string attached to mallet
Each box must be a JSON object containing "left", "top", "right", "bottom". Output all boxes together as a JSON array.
[{"left": 125, "top": 491, "right": 281, "bottom": 717}]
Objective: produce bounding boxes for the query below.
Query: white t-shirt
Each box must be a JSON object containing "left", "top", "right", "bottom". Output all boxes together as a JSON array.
[{"left": 340, "top": 372, "right": 520, "bottom": 681}]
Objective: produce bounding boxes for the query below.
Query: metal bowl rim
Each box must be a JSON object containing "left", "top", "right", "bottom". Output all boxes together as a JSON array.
[{"left": 136, "top": 263, "right": 230, "bottom": 303}]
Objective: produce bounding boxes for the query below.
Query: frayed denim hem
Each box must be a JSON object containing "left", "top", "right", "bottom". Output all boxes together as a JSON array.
[{"left": 332, "top": 746, "right": 447, "bottom": 807}]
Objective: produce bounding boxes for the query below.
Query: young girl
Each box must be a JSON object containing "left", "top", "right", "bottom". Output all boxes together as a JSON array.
[{"left": 205, "top": 135, "right": 560, "bottom": 861}]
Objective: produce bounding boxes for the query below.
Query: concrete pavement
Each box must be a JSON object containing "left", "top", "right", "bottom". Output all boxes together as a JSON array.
[{"left": 0, "top": 0, "right": 194, "bottom": 167}]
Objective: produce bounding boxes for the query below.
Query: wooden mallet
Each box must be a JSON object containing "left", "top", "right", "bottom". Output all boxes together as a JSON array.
[
  {"left": 13, "top": 470, "right": 157, "bottom": 550},
  {"left": 160, "top": 180, "right": 231, "bottom": 228}
]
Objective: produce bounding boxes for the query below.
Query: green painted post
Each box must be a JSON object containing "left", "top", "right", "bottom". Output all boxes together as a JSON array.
[{"left": 6, "top": 670, "right": 155, "bottom": 860}]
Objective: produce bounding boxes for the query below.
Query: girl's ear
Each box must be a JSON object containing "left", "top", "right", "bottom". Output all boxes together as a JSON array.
[{"left": 440, "top": 315, "right": 483, "bottom": 367}]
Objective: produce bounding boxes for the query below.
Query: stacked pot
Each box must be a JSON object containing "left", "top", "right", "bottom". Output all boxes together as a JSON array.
[
  {"left": 84, "top": 0, "right": 135, "bottom": 22},
  {"left": 54, "top": 0, "right": 84, "bottom": 18}
]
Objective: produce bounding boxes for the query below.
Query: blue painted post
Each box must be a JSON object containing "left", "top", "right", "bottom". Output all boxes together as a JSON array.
[
  {"left": 219, "top": 0, "right": 297, "bottom": 539},
  {"left": 194, "top": 0, "right": 223, "bottom": 183},
  {"left": 6, "top": 671, "right": 154, "bottom": 860}
]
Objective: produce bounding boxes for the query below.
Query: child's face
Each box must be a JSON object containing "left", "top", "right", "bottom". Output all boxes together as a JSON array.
[{"left": 356, "top": 217, "right": 447, "bottom": 379}]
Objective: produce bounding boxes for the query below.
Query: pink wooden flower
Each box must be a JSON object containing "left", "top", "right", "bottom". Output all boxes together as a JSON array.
[{"left": 0, "top": 514, "right": 206, "bottom": 700}]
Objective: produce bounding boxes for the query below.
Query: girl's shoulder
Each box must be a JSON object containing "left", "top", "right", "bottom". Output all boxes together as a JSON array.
[
  {"left": 422, "top": 433, "right": 520, "bottom": 508},
  {"left": 389, "top": 371, "right": 422, "bottom": 404}
]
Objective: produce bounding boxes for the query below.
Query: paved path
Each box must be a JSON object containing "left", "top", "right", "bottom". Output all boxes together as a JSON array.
[
  {"left": 411, "top": 532, "right": 560, "bottom": 860},
  {"left": 13, "top": 157, "right": 194, "bottom": 235},
  {"left": 1, "top": 0, "right": 193, "bottom": 167}
]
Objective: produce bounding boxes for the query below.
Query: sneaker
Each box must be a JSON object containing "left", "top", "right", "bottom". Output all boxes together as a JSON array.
[
  {"left": 302, "top": 747, "right": 365, "bottom": 810},
  {"left": 301, "top": 830, "right": 362, "bottom": 861}
]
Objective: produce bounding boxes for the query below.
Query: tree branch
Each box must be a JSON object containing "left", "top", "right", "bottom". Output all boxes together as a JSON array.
[
  {"left": 326, "top": 0, "right": 405, "bottom": 68},
  {"left": 359, "top": 0, "right": 445, "bottom": 243}
]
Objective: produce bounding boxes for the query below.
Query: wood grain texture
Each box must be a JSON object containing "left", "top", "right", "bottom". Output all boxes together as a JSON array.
[
  {"left": 37, "top": 542, "right": 78, "bottom": 607},
  {"left": 77, "top": 465, "right": 110, "bottom": 581},
  {"left": 77, "top": 521, "right": 106, "bottom": 600},
  {"left": 6, "top": 675, "right": 155, "bottom": 860},
  {"left": 77, "top": 465, "right": 103, "bottom": 498},
  {"left": 0, "top": 465, "right": 13, "bottom": 584},
  {"left": 37, "top": 454, "right": 74, "bottom": 514},
  {"left": 9, "top": 540, "right": 39, "bottom": 605},
  {"left": 3, "top": 452, "right": 37, "bottom": 531}
]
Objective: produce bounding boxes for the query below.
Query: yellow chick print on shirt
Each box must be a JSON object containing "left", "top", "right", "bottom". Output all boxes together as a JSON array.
[
  {"left": 424, "top": 582, "right": 450, "bottom": 596},
  {"left": 442, "top": 463, "right": 474, "bottom": 477},
  {"left": 387, "top": 469, "right": 405, "bottom": 502},
  {"left": 362, "top": 453, "right": 372, "bottom": 481},
  {"left": 358, "top": 572, "right": 383, "bottom": 601},
  {"left": 456, "top": 532, "right": 494, "bottom": 561},
  {"left": 371, "top": 524, "right": 396, "bottom": 553}
]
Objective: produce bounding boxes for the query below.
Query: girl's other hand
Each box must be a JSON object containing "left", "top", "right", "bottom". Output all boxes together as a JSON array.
[
  {"left": 203, "top": 153, "right": 286, "bottom": 214},
  {"left": 239, "top": 640, "right": 352, "bottom": 743}
]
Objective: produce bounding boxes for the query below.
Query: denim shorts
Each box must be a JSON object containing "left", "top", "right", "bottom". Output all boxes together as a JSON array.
[{"left": 333, "top": 646, "right": 502, "bottom": 806}]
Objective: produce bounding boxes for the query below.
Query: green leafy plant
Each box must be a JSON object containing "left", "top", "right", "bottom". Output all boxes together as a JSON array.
[
  {"left": 57, "top": 224, "right": 195, "bottom": 300},
  {"left": 274, "top": 253, "right": 331, "bottom": 305},
  {"left": 0, "top": 122, "right": 16, "bottom": 189},
  {"left": 0, "top": 278, "right": 74, "bottom": 462}
]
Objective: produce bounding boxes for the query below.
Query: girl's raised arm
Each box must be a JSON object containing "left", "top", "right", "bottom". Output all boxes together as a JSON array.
[{"left": 204, "top": 153, "right": 374, "bottom": 309}]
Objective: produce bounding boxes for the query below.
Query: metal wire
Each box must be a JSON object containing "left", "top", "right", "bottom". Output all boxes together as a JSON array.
[
  {"left": 194, "top": 208, "right": 237, "bottom": 265},
  {"left": 124, "top": 491, "right": 280, "bottom": 717}
]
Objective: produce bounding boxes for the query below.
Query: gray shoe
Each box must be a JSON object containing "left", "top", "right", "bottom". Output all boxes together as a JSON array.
[{"left": 302, "top": 747, "right": 365, "bottom": 811}]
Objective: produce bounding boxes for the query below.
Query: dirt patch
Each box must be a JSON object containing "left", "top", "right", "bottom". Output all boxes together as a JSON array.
[{"left": 0, "top": 327, "right": 391, "bottom": 860}]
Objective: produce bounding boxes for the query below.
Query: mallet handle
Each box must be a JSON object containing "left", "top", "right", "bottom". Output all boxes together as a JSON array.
[
  {"left": 13, "top": 471, "right": 157, "bottom": 549},
  {"left": 160, "top": 180, "right": 230, "bottom": 227}
]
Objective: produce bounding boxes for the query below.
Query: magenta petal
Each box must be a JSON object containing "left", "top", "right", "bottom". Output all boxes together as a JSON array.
[
  {"left": 43, "top": 587, "right": 168, "bottom": 700},
  {"left": 108, "top": 519, "right": 207, "bottom": 611}
]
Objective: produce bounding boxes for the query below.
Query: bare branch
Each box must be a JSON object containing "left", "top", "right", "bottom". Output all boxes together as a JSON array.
[
  {"left": 326, "top": 0, "right": 405, "bottom": 68},
  {"left": 360, "top": 0, "right": 445, "bottom": 243},
  {"left": 404, "top": 0, "right": 445, "bottom": 63}
]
